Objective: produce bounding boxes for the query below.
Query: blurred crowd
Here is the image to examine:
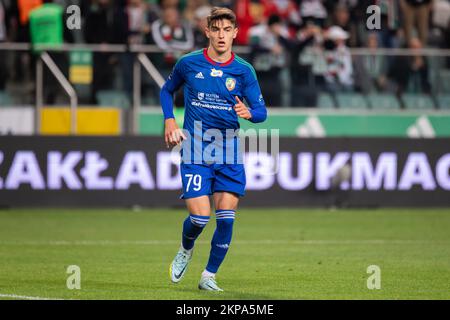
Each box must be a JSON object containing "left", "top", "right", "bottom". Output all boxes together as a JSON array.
[{"left": 0, "top": 0, "right": 449, "bottom": 107}]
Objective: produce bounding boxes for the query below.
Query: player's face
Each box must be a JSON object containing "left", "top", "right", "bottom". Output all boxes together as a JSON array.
[{"left": 205, "top": 19, "right": 237, "bottom": 54}]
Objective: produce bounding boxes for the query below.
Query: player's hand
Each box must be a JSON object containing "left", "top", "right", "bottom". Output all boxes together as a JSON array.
[
  {"left": 234, "top": 96, "right": 252, "bottom": 120},
  {"left": 164, "top": 118, "right": 187, "bottom": 148}
]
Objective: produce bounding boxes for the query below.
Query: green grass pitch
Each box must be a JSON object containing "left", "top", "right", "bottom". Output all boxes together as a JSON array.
[{"left": 0, "top": 208, "right": 449, "bottom": 300}]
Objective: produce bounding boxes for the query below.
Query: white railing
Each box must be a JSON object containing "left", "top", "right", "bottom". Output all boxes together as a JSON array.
[{"left": 38, "top": 52, "right": 78, "bottom": 134}]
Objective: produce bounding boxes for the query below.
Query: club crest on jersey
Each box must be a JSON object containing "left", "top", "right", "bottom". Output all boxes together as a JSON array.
[
  {"left": 226, "top": 78, "right": 236, "bottom": 91},
  {"left": 210, "top": 68, "right": 223, "bottom": 77},
  {"left": 198, "top": 92, "right": 204, "bottom": 100}
]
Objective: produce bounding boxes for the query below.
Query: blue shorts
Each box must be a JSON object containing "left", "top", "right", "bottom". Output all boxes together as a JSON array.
[{"left": 180, "top": 163, "right": 246, "bottom": 199}]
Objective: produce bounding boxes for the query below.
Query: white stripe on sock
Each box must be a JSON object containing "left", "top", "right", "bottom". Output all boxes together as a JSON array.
[
  {"left": 191, "top": 217, "right": 209, "bottom": 227},
  {"left": 190, "top": 216, "right": 209, "bottom": 221}
]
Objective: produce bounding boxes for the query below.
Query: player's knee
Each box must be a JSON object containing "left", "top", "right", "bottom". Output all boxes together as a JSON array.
[
  {"left": 214, "top": 192, "right": 239, "bottom": 210},
  {"left": 186, "top": 196, "right": 211, "bottom": 216}
]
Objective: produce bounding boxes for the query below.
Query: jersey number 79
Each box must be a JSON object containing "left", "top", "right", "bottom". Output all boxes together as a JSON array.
[{"left": 185, "top": 174, "right": 202, "bottom": 192}]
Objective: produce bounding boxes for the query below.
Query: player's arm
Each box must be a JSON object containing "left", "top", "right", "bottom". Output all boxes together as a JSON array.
[
  {"left": 234, "top": 70, "right": 267, "bottom": 123},
  {"left": 160, "top": 60, "right": 187, "bottom": 148}
]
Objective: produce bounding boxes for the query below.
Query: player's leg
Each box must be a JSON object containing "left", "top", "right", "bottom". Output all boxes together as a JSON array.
[
  {"left": 198, "top": 163, "right": 245, "bottom": 291},
  {"left": 170, "top": 164, "right": 213, "bottom": 283},
  {"left": 181, "top": 196, "right": 211, "bottom": 252},
  {"left": 198, "top": 191, "right": 239, "bottom": 291}
]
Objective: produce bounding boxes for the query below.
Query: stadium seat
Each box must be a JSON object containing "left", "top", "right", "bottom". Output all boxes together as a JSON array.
[
  {"left": 367, "top": 93, "right": 401, "bottom": 110},
  {"left": 436, "top": 94, "right": 450, "bottom": 110},
  {"left": 96, "top": 90, "right": 131, "bottom": 109},
  {"left": 74, "top": 84, "right": 91, "bottom": 104},
  {"left": 0, "top": 91, "right": 13, "bottom": 106},
  {"left": 401, "top": 93, "right": 435, "bottom": 110},
  {"left": 317, "top": 92, "right": 335, "bottom": 109},
  {"left": 335, "top": 93, "right": 369, "bottom": 109}
]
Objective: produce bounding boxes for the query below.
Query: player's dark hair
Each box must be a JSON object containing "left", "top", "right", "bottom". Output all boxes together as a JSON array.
[{"left": 207, "top": 7, "right": 237, "bottom": 28}]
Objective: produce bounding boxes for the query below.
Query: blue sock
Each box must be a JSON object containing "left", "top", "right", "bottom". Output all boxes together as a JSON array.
[
  {"left": 182, "top": 214, "right": 210, "bottom": 251},
  {"left": 205, "top": 210, "right": 235, "bottom": 273}
]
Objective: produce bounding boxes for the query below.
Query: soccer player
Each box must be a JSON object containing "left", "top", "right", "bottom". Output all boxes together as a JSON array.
[{"left": 160, "top": 7, "right": 267, "bottom": 291}]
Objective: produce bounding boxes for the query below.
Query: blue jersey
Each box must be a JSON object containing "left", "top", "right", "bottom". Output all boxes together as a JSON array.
[{"left": 160, "top": 48, "right": 267, "bottom": 164}]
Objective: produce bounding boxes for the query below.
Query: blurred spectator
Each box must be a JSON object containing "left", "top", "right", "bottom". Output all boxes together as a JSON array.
[
  {"left": 354, "top": 32, "right": 392, "bottom": 93},
  {"left": 298, "top": 19, "right": 322, "bottom": 41},
  {"left": 330, "top": 3, "right": 358, "bottom": 47},
  {"left": 388, "top": 37, "right": 431, "bottom": 96},
  {"left": 85, "top": 0, "right": 116, "bottom": 44},
  {"left": 15, "top": 0, "right": 42, "bottom": 41},
  {"left": 183, "top": 0, "right": 208, "bottom": 22},
  {"left": 400, "top": 0, "right": 432, "bottom": 46},
  {"left": 432, "top": 0, "right": 450, "bottom": 32},
  {"left": 210, "top": 0, "right": 234, "bottom": 8},
  {"left": 31, "top": 1, "right": 74, "bottom": 104},
  {"left": 446, "top": 24, "right": 450, "bottom": 68},
  {"left": 150, "top": 3, "right": 193, "bottom": 106},
  {"left": 125, "top": 0, "right": 152, "bottom": 45},
  {"left": 375, "top": 0, "right": 402, "bottom": 48},
  {"left": 235, "top": 0, "right": 265, "bottom": 45},
  {"left": 157, "top": 0, "right": 180, "bottom": 11},
  {"left": 323, "top": 25, "right": 354, "bottom": 92},
  {"left": 9, "top": 0, "right": 42, "bottom": 83},
  {"left": 299, "top": 0, "right": 327, "bottom": 27},
  {"left": 192, "top": 5, "right": 211, "bottom": 49},
  {"left": 0, "top": 0, "right": 7, "bottom": 42},
  {"left": 289, "top": 20, "right": 323, "bottom": 107},
  {"left": 84, "top": 0, "right": 117, "bottom": 103},
  {"left": 262, "top": 0, "right": 301, "bottom": 27},
  {"left": 431, "top": 0, "right": 450, "bottom": 49},
  {"left": 290, "top": 20, "right": 322, "bottom": 85},
  {"left": 249, "top": 14, "right": 292, "bottom": 106},
  {"left": 151, "top": 5, "right": 194, "bottom": 64},
  {"left": 0, "top": 0, "right": 10, "bottom": 90},
  {"left": 114, "top": 0, "right": 152, "bottom": 96},
  {"left": 235, "top": 1, "right": 303, "bottom": 45}
]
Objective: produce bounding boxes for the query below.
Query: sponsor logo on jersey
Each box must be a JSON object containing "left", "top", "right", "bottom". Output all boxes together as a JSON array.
[
  {"left": 210, "top": 68, "right": 223, "bottom": 77},
  {"left": 195, "top": 72, "right": 204, "bottom": 79},
  {"left": 226, "top": 78, "right": 236, "bottom": 91}
]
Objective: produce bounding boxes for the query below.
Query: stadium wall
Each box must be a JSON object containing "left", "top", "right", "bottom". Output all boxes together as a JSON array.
[
  {"left": 139, "top": 108, "right": 450, "bottom": 138},
  {"left": 0, "top": 136, "right": 449, "bottom": 208},
  {"left": 0, "top": 108, "right": 35, "bottom": 135}
]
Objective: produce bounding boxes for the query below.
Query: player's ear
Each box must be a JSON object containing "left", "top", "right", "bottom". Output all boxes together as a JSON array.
[
  {"left": 205, "top": 28, "right": 210, "bottom": 39},
  {"left": 233, "top": 27, "right": 238, "bottom": 39}
]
